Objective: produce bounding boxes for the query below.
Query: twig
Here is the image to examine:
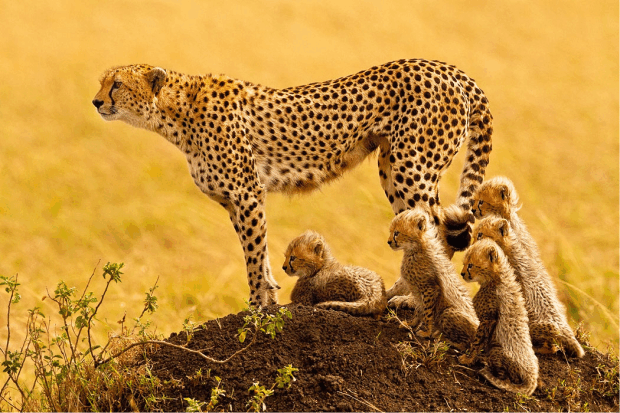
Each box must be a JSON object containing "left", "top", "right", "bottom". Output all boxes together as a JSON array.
[
  {"left": 77, "top": 261, "right": 100, "bottom": 308},
  {"left": 337, "top": 389, "right": 384, "bottom": 413},
  {"left": 453, "top": 364, "right": 478, "bottom": 373},
  {"left": 137, "top": 275, "right": 160, "bottom": 320},
  {"left": 96, "top": 330, "right": 258, "bottom": 368},
  {"left": 3, "top": 274, "right": 17, "bottom": 360}
]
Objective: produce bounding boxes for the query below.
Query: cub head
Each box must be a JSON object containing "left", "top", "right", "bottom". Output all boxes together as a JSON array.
[
  {"left": 473, "top": 216, "right": 512, "bottom": 247},
  {"left": 461, "top": 239, "right": 506, "bottom": 284},
  {"left": 388, "top": 207, "right": 433, "bottom": 251},
  {"left": 282, "top": 230, "right": 330, "bottom": 278},
  {"left": 471, "top": 176, "right": 519, "bottom": 220},
  {"left": 92, "top": 64, "right": 167, "bottom": 126}
]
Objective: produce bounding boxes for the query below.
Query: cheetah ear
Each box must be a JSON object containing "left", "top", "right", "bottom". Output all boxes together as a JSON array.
[
  {"left": 499, "top": 185, "right": 508, "bottom": 201},
  {"left": 498, "top": 220, "right": 509, "bottom": 237},
  {"left": 313, "top": 240, "right": 324, "bottom": 257},
  {"left": 416, "top": 216, "right": 426, "bottom": 232},
  {"left": 488, "top": 248, "right": 497, "bottom": 263},
  {"left": 146, "top": 67, "right": 167, "bottom": 95}
]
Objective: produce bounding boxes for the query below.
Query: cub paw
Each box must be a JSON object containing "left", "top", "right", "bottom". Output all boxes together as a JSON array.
[
  {"left": 458, "top": 354, "right": 475, "bottom": 366},
  {"left": 388, "top": 295, "right": 417, "bottom": 309}
]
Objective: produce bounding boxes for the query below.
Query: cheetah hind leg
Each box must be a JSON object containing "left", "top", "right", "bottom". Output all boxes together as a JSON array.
[
  {"left": 558, "top": 328, "right": 586, "bottom": 358},
  {"left": 436, "top": 308, "right": 478, "bottom": 352},
  {"left": 529, "top": 322, "right": 561, "bottom": 355}
]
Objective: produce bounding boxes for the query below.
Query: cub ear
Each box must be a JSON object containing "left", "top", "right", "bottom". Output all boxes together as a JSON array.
[
  {"left": 146, "top": 67, "right": 167, "bottom": 95},
  {"left": 499, "top": 185, "right": 509, "bottom": 201},
  {"left": 416, "top": 216, "right": 426, "bottom": 232},
  {"left": 313, "top": 240, "right": 324, "bottom": 257},
  {"left": 488, "top": 247, "right": 497, "bottom": 263},
  {"left": 498, "top": 219, "right": 509, "bottom": 237}
]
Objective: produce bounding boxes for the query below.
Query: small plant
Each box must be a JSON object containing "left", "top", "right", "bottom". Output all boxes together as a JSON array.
[
  {"left": 182, "top": 315, "right": 198, "bottom": 343},
  {"left": 247, "top": 382, "right": 274, "bottom": 412},
  {"left": 395, "top": 338, "right": 450, "bottom": 374},
  {"left": 246, "top": 364, "right": 299, "bottom": 412},
  {"left": 513, "top": 391, "right": 539, "bottom": 412},
  {"left": 184, "top": 396, "right": 208, "bottom": 412},
  {"left": 238, "top": 304, "right": 292, "bottom": 343},
  {"left": 207, "top": 376, "right": 226, "bottom": 411},
  {"left": 274, "top": 364, "right": 299, "bottom": 389}
]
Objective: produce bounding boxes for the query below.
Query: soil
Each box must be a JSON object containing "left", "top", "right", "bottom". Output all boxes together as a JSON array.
[{"left": 136, "top": 305, "right": 617, "bottom": 412}]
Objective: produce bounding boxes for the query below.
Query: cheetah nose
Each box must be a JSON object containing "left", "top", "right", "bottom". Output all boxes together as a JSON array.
[
  {"left": 387, "top": 240, "right": 392, "bottom": 245},
  {"left": 460, "top": 272, "right": 466, "bottom": 278},
  {"left": 92, "top": 99, "right": 104, "bottom": 109},
  {"left": 282, "top": 266, "right": 287, "bottom": 271}
]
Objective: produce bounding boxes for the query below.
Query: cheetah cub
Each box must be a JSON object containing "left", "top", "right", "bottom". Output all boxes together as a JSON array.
[
  {"left": 474, "top": 216, "right": 585, "bottom": 357},
  {"left": 283, "top": 231, "right": 387, "bottom": 316},
  {"left": 387, "top": 207, "right": 479, "bottom": 350},
  {"left": 460, "top": 239, "right": 539, "bottom": 396},
  {"left": 472, "top": 176, "right": 584, "bottom": 358}
]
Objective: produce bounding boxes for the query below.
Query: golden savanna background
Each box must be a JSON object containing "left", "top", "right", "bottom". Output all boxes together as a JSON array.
[{"left": 1, "top": 1, "right": 618, "bottom": 349}]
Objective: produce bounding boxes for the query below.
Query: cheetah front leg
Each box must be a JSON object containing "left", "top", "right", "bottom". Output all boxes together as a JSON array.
[
  {"left": 377, "top": 140, "right": 406, "bottom": 214},
  {"left": 225, "top": 189, "right": 279, "bottom": 306},
  {"left": 459, "top": 316, "right": 497, "bottom": 365}
]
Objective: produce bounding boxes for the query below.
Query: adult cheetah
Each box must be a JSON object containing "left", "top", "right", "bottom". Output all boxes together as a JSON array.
[{"left": 92, "top": 59, "right": 493, "bottom": 305}]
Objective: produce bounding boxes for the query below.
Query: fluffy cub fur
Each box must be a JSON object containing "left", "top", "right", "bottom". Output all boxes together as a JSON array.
[
  {"left": 387, "top": 207, "right": 479, "bottom": 350},
  {"left": 283, "top": 231, "right": 386, "bottom": 316},
  {"left": 460, "top": 239, "right": 539, "bottom": 396},
  {"left": 472, "top": 177, "right": 584, "bottom": 358}
]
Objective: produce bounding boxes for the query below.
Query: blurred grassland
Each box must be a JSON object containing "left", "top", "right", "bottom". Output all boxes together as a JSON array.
[{"left": 0, "top": 0, "right": 618, "bottom": 349}]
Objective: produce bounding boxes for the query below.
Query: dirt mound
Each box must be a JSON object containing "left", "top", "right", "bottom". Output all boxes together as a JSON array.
[{"left": 142, "top": 305, "right": 617, "bottom": 412}]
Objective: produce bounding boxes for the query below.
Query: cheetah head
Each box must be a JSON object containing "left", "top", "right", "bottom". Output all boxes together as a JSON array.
[
  {"left": 282, "top": 230, "right": 329, "bottom": 278},
  {"left": 471, "top": 176, "right": 520, "bottom": 220},
  {"left": 473, "top": 216, "right": 512, "bottom": 247},
  {"left": 92, "top": 64, "right": 167, "bottom": 127},
  {"left": 388, "top": 207, "right": 434, "bottom": 251},
  {"left": 461, "top": 238, "right": 505, "bottom": 284}
]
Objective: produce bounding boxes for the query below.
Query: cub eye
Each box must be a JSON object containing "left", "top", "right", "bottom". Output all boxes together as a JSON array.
[
  {"left": 479, "top": 200, "right": 484, "bottom": 205},
  {"left": 393, "top": 231, "right": 400, "bottom": 237},
  {"left": 112, "top": 81, "right": 122, "bottom": 90},
  {"left": 468, "top": 263, "right": 473, "bottom": 270},
  {"left": 477, "top": 232, "right": 483, "bottom": 240},
  {"left": 289, "top": 256, "right": 296, "bottom": 263}
]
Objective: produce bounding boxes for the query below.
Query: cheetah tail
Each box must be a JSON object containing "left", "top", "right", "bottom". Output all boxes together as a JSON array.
[
  {"left": 454, "top": 102, "right": 493, "bottom": 211},
  {"left": 442, "top": 203, "right": 475, "bottom": 253},
  {"left": 480, "top": 367, "right": 537, "bottom": 396},
  {"left": 318, "top": 300, "right": 382, "bottom": 317}
]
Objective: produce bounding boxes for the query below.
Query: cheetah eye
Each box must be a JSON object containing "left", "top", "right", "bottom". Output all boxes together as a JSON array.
[
  {"left": 393, "top": 231, "right": 400, "bottom": 237},
  {"left": 477, "top": 232, "right": 483, "bottom": 240},
  {"left": 112, "top": 81, "right": 122, "bottom": 90},
  {"left": 479, "top": 200, "right": 484, "bottom": 205},
  {"left": 289, "top": 256, "right": 296, "bottom": 263},
  {"left": 468, "top": 263, "right": 473, "bottom": 270}
]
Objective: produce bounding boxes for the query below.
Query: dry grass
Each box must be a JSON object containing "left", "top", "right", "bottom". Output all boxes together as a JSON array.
[{"left": 0, "top": 0, "right": 617, "bottom": 354}]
